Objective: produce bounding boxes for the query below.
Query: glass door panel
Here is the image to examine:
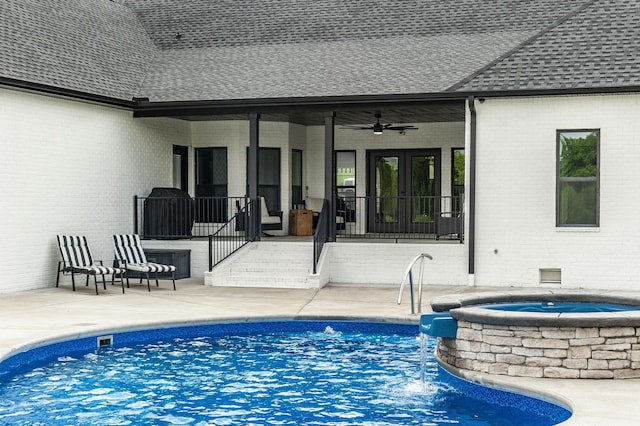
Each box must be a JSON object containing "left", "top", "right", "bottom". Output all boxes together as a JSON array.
[
  {"left": 375, "top": 156, "right": 399, "bottom": 226},
  {"left": 368, "top": 149, "right": 440, "bottom": 234},
  {"left": 410, "top": 155, "right": 436, "bottom": 226}
]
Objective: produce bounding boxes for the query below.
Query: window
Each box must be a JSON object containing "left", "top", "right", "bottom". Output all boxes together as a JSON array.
[
  {"left": 195, "top": 147, "right": 228, "bottom": 222},
  {"left": 247, "top": 147, "right": 281, "bottom": 212},
  {"left": 336, "top": 151, "right": 356, "bottom": 221},
  {"left": 451, "top": 148, "right": 464, "bottom": 213},
  {"left": 292, "top": 149, "right": 303, "bottom": 208},
  {"left": 172, "top": 145, "right": 188, "bottom": 191},
  {"left": 556, "top": 130, "right": 599, "bottom": 226}
]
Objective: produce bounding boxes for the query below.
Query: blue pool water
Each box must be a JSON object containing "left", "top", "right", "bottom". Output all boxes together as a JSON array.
[
  {"left": 0, "top": 321, "right": 570, "bottom": 425},
  {"left": 479, "top": 302, "right": 640, "bottom": 313}
]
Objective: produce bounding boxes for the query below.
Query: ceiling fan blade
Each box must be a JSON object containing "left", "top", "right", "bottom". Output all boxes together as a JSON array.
[
  {"left": 386, "top": 126, "right": 418, "bottom": 131},
  {"left": 339, "top": 125, "right": 373, "bottom": 130}
]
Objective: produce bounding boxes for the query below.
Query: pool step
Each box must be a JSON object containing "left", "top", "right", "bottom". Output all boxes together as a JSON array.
[{"left": 205, "top": 241, "right": 315, "bottom": 288}]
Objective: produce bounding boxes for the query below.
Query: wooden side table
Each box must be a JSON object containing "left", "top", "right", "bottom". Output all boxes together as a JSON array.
[{"left": 289, "top": 209, "right": 313, "bottom": 236}]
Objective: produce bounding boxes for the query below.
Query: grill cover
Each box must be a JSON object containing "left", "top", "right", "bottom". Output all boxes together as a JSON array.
[{"left": 143, "top": 187, "right": 194, "bottom": 239}]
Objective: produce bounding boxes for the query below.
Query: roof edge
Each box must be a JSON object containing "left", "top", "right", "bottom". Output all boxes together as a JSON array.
[
  {"left": 3, "top": 78, "right": 640, "bottom": 118},
  {"left": 458, "top": 85, "right": 640, "bottom": 99},
  {"left": 134, "top": 86, "right": 640, "bottom": 118},
  {"left": 0, "top": 77, "right": 136, "bottom": 110},
  {"left": 133, "top": 93, "right": 468, "bottom": 117}
]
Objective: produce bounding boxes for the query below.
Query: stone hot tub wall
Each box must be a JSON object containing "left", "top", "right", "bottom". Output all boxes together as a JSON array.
[
  {"left": 430, "top": 291, "right": 640, "bottom": 379},
  {"left": 436, "top": 321, "right": 640, "bottom": 379}
]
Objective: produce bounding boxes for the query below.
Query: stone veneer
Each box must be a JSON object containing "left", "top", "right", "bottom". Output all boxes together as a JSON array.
[
  {"left": 437, "top": 321, "right": 640, "bottom": 379},
  {"left": 430, "top": 290, "right": 640, "bottom": 379}
]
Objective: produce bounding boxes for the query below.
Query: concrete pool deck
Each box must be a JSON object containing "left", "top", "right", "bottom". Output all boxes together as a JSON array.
[{"left": 0, "top": 279, "right": 638, "bottom": 425}]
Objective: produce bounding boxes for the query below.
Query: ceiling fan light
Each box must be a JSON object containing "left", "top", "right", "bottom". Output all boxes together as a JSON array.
[{"left": 373, "top": 123, "right": 383, "bottom": 135}]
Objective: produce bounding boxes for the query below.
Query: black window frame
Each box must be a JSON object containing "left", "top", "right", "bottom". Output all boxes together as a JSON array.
[
  {"left": 247, "top": 147, "right": 281, "bottom": 213},
  {"left": 195, "top": 147, "right": 228, "bottom": 222},
  {"left": 556, "top": 129, "right": 600, "bottom": 227},
  {"left": 335, "top": 150, "right": 356, "bottom": 222},
  {"left": 451, "top": 147, "right": 465, "bottom": 213},
  {"left": 172, "top": 145, "right": 188, "bottom": 191},
  {"left": 292, "top": 149, "right": 303, "bottom": 208}
]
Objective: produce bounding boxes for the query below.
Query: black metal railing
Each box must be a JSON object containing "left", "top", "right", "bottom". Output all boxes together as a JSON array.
[
  {"left": 135, "top": 195, "right": 251, "bottom": 239},
  {"left": 134, "top": 194, "right": 267, "bottom": 270},
  {"left": 312, "top": 199, "right": 329, "bottom": 274},
  {"left": 208, "top": 198, "right": 255, "bottom": 270},
  {"left": 134, "top": 193, "right": 463, "bottom": 274},
  {"left": 335, "top": 195, "right": 464, "bottom": 242}
]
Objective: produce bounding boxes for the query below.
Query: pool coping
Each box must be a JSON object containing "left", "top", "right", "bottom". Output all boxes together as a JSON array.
[
  {"left": 0, "top": 314, "right": 419, "bottom": 364},
  {"left": 431, "top": 289, "right": 640, "bottom": 311},
  {"left": 432, "top": 290, "right": 640, "bottom": 327}
]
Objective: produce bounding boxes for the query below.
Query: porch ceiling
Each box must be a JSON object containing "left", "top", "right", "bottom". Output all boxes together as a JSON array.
[{"left": 171, "top": 102, "right": 465, "bottom": 125}]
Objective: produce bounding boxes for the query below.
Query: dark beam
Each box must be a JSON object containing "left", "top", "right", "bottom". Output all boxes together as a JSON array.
[
  {"left": 248, "top": 112, "right": 260, "bottom": 241},
  {"left": 324, "top": 111, "right": 336, "bottom": 242}
]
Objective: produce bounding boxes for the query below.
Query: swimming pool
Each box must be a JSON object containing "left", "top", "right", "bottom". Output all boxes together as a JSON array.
[{"left": 0, "top": 321, "right": 571, "bottom": 425}]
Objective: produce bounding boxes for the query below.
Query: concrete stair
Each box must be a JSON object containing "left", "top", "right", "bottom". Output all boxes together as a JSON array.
[{"left": 205, "top": 241, "right": 315, "bottom": 288}]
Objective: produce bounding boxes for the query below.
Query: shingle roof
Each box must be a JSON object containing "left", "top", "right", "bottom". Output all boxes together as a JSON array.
[
  {"left": 121, "top": 0, "right": 580, "bottom": 49},
  {"left": 140, "top": 32, "right": 532, "bottom": 101},
  {"left": 0, "top": 0, "right": 156, "bottom": 100},
  {"left": 1, "top": 0, "right": 639, "bottom": 103},
  {"left": 456, "top": 0, "right": 640, "bottom": 92}
]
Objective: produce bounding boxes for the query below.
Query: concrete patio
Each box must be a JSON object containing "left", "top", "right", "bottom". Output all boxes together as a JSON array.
[{"left": 1, "top": 279, "right": 639, "bottom": 425}]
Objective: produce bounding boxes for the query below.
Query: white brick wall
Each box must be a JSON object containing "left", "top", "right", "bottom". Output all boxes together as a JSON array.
[
  {"left": 0, "top": 88, "right": 189, "bottom": 292},
  {"left": 473, "top": 94, "right": 640, "bottom": 290},
  {"left": 323, "top": 242, "right": 467, "bottom": 286},
  {"left": 9, "top": 87, "right": 637, "bottom": 292}
]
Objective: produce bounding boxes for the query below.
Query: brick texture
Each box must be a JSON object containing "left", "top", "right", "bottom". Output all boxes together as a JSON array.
[{"left": 0, "top": 88, "right": 188, "bottom": 292}]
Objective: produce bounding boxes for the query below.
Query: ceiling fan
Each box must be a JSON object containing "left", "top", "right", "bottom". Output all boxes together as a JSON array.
[{"left": 340, "top": 113, "right": 418, "bottom": 135}]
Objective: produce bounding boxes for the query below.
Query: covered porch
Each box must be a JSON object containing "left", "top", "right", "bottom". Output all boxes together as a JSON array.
[{"left": 132, "top": 97, "right": 474, "bottom": 287}]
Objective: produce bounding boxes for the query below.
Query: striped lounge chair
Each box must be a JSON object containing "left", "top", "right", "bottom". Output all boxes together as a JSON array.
[
  {"left": 56, "top": 235, "right": 125, "bottom": 295},
  {"left": 113, "top": 234, "right": 176, "bottom": 291}
]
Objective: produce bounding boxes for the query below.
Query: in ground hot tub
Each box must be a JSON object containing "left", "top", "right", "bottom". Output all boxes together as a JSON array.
[
  {"left": 479, "top": 301, "right": 640, "bottom": 313},
  {"left": 422, "top": 291, "right": 640, "bottom": 379}
]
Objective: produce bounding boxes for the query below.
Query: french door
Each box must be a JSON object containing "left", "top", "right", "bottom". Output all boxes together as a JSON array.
[{"left": 367, "top": 149, "right": 440, "bottom": 233}]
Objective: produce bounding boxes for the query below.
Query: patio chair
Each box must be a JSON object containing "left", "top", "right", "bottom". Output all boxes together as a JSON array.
[
  {"left": 56, "top": 235, "right": 125, "bottom": 295},
  {"left": 113, "top": 234, "right": 176, "bottom": 291},
  {"left": 260, "top": 196, "right": 283, "bottom": 232},
  {"left": 235, "top": 197, "right": 282, "bottom": 235},
  {"left": 305, "top": 197, "right": 345, "bottom": 230}
]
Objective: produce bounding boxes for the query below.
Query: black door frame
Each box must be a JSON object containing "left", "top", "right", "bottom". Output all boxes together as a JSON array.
[{"left": 366, "top": 149, "right": 441, "bottom": 233}]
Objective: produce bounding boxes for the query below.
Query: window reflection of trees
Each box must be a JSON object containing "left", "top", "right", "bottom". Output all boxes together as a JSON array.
[{"left": 558, "top": 131, "right": 598, "bottom": 226}]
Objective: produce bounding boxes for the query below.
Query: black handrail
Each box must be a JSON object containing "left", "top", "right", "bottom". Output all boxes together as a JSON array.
[
  {"left": 207, "top": 197, "right": 257, "bottom": 270},
  {"left": 312, "top": 199, "right": 329, "bottom": 274}
]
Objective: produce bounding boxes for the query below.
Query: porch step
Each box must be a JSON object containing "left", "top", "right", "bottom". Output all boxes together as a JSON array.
[{"left": 205, "top": 241, "right": 315, "bottom": 288}]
